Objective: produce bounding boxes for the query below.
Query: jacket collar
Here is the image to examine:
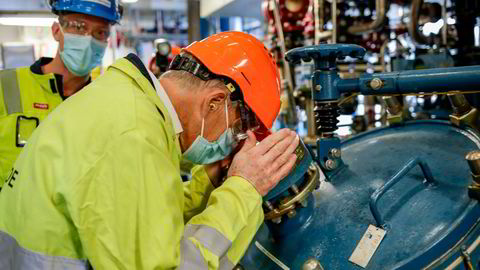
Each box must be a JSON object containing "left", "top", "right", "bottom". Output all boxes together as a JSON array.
[
  {"left": 30, "top": 57, "right": 53, "bottom": 75},
  {"left": 147, "top": 70, "right": 183, "bottom": 134},
  {"left": 29, "top": 57, "right": 91, "bottom": 100}
]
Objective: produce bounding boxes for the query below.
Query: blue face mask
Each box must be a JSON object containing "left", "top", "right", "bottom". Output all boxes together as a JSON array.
[
  {"left": 183, "top": 99, "right": 236, "bottom": 164},
  {"left": 60, "top": 32, "right": 107, "bottom": 77}
]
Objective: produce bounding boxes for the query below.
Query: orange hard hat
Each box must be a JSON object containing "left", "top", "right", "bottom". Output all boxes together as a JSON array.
[
  {"left": 171, "top": 46, "right": 182, "bottom": 56},
  {"left": 180, "top": 31, "right": 281, "bottom": 133}
]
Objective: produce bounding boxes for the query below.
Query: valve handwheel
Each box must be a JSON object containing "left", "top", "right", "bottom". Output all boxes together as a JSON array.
[{"left": 285, "top": 44, "right": 366, "bottom": 70}]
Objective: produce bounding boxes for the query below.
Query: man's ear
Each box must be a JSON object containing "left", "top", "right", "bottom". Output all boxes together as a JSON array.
[
  {"left": 205, "top": 88, "right": 227, "bottom": 113},
  {"left": 52, "top": 22, "right": 62, "bottom": 42}
]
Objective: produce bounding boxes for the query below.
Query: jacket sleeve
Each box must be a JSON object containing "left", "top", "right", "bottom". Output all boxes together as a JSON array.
[
  {"left": 183, "top": 165, "right": 215, "bottom": 223},
  {"left": 68, "top": 130, "right": 263, "bottom": 270},
  {"left": 182, "top": 165, "right": 264, "bottom": 268},
  {"left": 185, "top": 178, "right": 264, "bottom": 269}
]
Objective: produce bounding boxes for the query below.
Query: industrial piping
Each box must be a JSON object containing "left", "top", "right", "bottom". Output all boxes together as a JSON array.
[{"left": 347, "top": 0, "right": 387, "bottom": 35}]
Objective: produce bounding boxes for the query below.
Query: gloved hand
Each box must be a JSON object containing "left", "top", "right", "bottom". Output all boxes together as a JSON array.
[{"left": 227, "top": 128, "right": 299, "bottom": 196}]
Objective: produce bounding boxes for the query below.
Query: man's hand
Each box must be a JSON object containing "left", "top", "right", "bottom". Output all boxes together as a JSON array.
[{"left": 227, "top": 129, "right": 299, "bottom": 196}]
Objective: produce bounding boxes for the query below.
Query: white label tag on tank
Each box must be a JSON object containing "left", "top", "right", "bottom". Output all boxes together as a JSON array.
[{"left": 349, "top": 225, "right": 387, "bottom": 268}]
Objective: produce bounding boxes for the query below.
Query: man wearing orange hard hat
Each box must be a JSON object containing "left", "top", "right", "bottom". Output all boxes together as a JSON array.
[{"left": 0, "top": 31, "right": 299, "bottom": 269}]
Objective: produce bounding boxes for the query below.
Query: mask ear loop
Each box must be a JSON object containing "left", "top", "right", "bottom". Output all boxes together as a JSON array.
[
  {"left": 200, "top": 118, "right": 205, "bottom": 137},
  {"left": 225, "top": 98, "right": 229, "bottom": 129},
  {"left": 58, "top": 22, "right": 65, "bottom": 35}
]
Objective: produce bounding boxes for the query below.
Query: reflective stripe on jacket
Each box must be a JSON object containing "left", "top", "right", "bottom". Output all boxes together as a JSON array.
[
  {"left": 0, "top": 53, "right": 264, "bottom": 269},
  {"left": 0, "top": 58, "right": 66, "bottom": 188}
]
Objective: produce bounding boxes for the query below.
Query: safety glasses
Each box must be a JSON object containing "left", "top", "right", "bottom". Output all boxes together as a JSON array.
[
  {"left": 230, "top": 100, "right": 263, "bottom": 143},
  {"left": 59, "top": 17, "right": 110, "bottom": 42}
]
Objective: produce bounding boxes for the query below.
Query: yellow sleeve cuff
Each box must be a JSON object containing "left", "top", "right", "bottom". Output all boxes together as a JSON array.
[
  {"left": 190, "top": 165, "right": 215, "bottom": 193},
  {"left": 183, "top": 165, "right": 216, "bottom": 222},
  {"left": 188, "top": 176, "right": 262, "bottom": 240}
]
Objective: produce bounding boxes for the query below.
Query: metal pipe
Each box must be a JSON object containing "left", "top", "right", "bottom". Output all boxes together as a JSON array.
[
  {"left": 187, "top": 0, "right": 201, "bottom": 43},
  {"left": 331, "top": 0, "right": 337, "bottom": 43},
  {"left": 364, "top": 96, "right": 376, "bottom": 127},
  {"left": 442, "top": 0, "right": 448, "bottom": 46},
  {"left": 313, "top": 0, "right": 332, "bottom": 42},
  {"left": 264, "top": 201, "right": 275, "bottom": 211},
  {"left": 337, "top": 64, "right": 383, "bottom": 72},
  {"left": 337, "top": 65, "right": 480, "bottom": 95},
  {"left": 383, "top": 96, "right": 403, "bottom": 115},
  {"left": 466, "top": 150, "right": 480, "bottom": 177},
  {"left": 347, "top": 0, "right": 387, "bottom": 35},
  {"left": 306, "top": 99, "right": 317, "bottom": 138},
  {"left": 448, "top": 94, "right": 472, "bottom": 115},
  {"left": 271, "top": 0, "right": 298, "bottom": 124},
  {"left": 408, "top": 0, "right": 429, "bottom": 45},
  {"left": 379, "top": 39, "right": 389, "bottom": 72},
  {"left": 314, "top": 0, "right": 327, "bottom": 45},
  {"left": 314, "top": 0, "right": 319, "bottom": 45}
]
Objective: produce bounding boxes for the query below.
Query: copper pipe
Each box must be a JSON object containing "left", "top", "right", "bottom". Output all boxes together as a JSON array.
[
  {"left": 379, "top": 39, "right": 389, "bottom": 72},
  {"left": 306, "top": 99, "right": 316, "bottom": 138},
  {"left": 466, "top": 150, "right": 480, "bottom": 176},
  {"left": 271, "top": 0, "right": 298, "bottom": 124},
  {"left": 408, "top": 0, "right": 429, "bottom": 45},
  {"left": 314, "top": 0, "right": 332, "bottom": 42},
  {"left": 383, "top": 96, "right": 403, "bottom": 115},
  {"left": 448, "top": 94, "right": 472, "bottom": 116},
  {"left": 347, "top": 0, "right": 387, "bottom": 35},
  {"left": 314, "top": 0, "right": 326, "bottom": 45},
  {"left": 331, "top": 0, "right": 337, "bottom": 43},
  {"left": 442, "top": 0, "right": 448, "bottom": 46}
]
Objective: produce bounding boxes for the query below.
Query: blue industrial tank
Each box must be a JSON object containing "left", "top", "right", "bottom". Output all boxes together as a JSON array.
[{"left": 240, "top": 120, "right": 480, "bottom": 269}]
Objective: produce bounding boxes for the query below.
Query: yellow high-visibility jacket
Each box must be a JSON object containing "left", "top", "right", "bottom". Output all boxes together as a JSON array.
[
  {"left": 0, "top": 58, "right": 89, "bottom": 188},
  {"left": 0, "top": 54, "right": 263, "bottom": 269}
]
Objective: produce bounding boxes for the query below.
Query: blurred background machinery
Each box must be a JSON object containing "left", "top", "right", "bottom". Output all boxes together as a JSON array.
[
  {"left": 261, "top": 0, "right": 480, "bottom": 140},
  {"left": 0, "top": 0, "right": 266, "bottom": 76}
]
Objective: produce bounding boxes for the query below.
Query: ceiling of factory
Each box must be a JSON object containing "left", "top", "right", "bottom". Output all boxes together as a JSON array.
[
  {"left": 0, "top": 0, "right": 51, "bottom": 13},
  {"left": 0, "top": 0, "right": 262, "bottom": 19},
  {"left": 0, "top": 0, "right": 187, "bottom": 12},
  {"left": 125, "top": 0, "right": 262, "bottom": 19},
  {"left": 122, "top": 0, "right": 186, "bottom": 11},
  {"left": 200, "top": 0, "right": 263, "bottom": 19}
]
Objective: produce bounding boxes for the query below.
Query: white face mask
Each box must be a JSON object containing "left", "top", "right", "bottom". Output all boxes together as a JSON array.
[{"left": 183, "top": 99, "right": 235, "bottom": 164}]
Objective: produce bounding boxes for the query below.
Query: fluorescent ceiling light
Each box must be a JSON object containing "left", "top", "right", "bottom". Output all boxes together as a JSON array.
[
  {"left": 121, "top": 0, "right": 138, "bottom": 3},
  {"left": 0, "top": 17, "right": 57, "bottom": 27}
]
